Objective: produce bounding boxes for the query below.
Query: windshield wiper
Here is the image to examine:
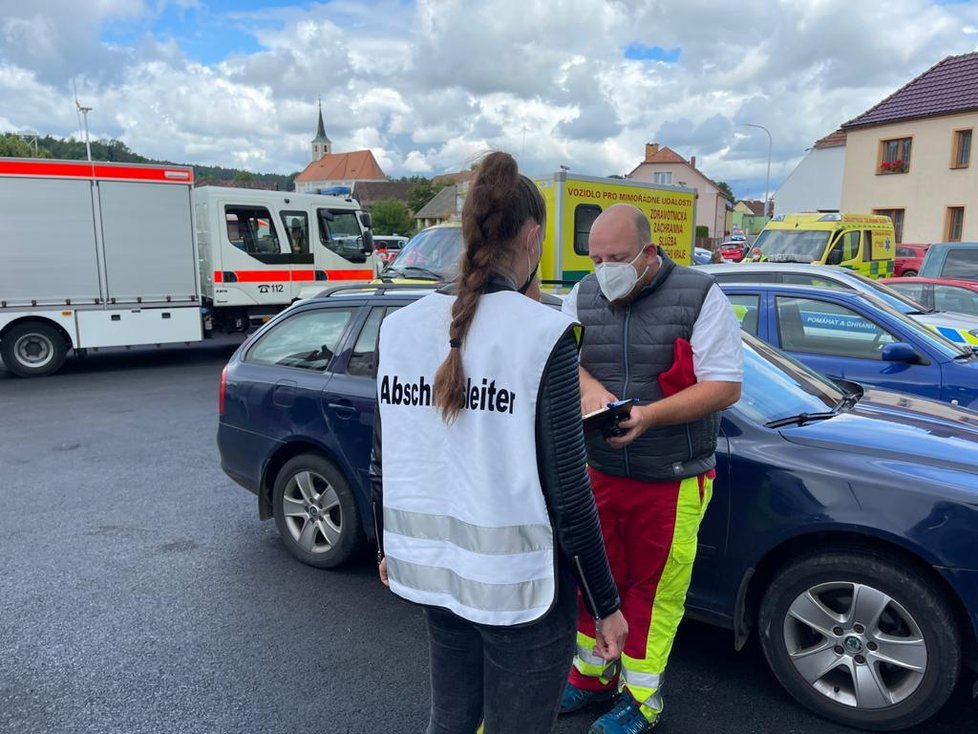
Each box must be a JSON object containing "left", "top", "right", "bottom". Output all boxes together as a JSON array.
[
  {"left": 765, "top": 411, "right": 838, "bottom": 429},
  {"left": 831, "top": 380, "right": 864, "bottom": 412},
  {"left": 393, "top": 265, "right": 444, "bottom": 281}
]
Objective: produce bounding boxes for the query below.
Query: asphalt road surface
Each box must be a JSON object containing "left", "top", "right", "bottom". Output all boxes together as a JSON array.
[{"left": 1, "top": 341, "right": 975, "bottom": 733}]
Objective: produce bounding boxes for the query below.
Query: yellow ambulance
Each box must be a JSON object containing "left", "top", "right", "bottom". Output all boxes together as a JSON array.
[
  {"left": 379, "top": 172, "right": 696, "bottom": 287},
  {"left": 748, "top": 213, "right": 896, "bottom": 279}
]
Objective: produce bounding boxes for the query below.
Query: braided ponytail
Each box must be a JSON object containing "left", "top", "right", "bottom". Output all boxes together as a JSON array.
[{"left": 433, "top": 152, "right": 545, "bottom": 422}]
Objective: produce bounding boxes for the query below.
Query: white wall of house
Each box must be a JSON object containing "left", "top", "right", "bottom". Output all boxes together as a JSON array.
[
  {"left": 841, "top": 112, "right": 978, "bottom": 243},
  {"left": 774, "top": 146, "right": 845, "bottom": 215}
]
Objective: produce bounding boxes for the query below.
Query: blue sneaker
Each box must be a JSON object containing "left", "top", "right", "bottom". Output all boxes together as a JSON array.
[
  {"left": 559, "top": 681, "right": 618, "bottom": 714},
  {"left": 588, "top": 691, "right": 659, "bottom": 733}
]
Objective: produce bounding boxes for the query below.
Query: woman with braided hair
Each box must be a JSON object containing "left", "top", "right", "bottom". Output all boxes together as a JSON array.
[{"left": 370, "top": 151, "right": 626, "bottom": 733}]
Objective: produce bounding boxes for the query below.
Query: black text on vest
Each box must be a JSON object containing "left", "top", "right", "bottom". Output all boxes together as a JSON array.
[{"left": 380, "top": 375, "right": 516, "bottom": 414}]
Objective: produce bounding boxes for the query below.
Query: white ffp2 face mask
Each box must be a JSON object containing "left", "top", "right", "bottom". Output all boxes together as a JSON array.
[{"left": 594, "top": 249, "right": 649, "bottom": 301}]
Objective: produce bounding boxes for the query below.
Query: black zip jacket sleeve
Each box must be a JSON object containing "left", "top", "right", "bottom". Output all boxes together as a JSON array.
[
  {"left": 535, "top": 327, "right": 620, "bottom": 620},
  {"left": 369, "top": 410, "right": 384, "bottom": 562},
  {"left": 369, "top": 327, "right": 620, "bottom": 620}
]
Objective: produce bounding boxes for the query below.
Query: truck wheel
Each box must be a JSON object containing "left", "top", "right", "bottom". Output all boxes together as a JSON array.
[
  {"left": 0, "top": 322, "right": 68, "bottom": 377},
  {"left": 758, "top": 552, "right": 960, "bottom": 731},
  {"left": 272, "top": 454, "right": 363, "bottom": 569},
  {"left": 902, "top": 270, "right": 917, "bottom": 277}
]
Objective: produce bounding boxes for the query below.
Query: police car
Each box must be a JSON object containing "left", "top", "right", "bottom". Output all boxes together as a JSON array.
[
  {"left": 720, "top": 281, "right": 978, "bottom": 408},
  {"left": 217, "top": 283, "right": 978, "bottom": 731},
  {"left": 702, "top": 262, "right": 978, "bottom": 350}
]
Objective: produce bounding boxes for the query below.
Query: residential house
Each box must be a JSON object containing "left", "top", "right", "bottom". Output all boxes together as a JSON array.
[
  {"left": 294, "top": 102, "right": 389, "bottom": 194},
  {"left": 432, "top": 170, "right": 476, "bottom": 188},
  {"left": 732, "top": 200, "right": 770, "bottom": 235},
  {"left": 840, "top": 52, "right": 978, "bottom": 244},
  {"left": 351, "top": 181, "right": 414, "bottom": 210},
  {"left": 414, "top": 185, "right": 463, "bottom": 229},
  {"left": 773, "top": 129, "right": 846, "bottom": 216},
  {"left": 627, "top": 143, "right": 732, "bottom": 241}
]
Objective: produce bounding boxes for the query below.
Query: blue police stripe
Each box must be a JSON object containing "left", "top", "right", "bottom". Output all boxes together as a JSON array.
[{"left": 936, "top": 326, "right": 966, "bottom": 343}]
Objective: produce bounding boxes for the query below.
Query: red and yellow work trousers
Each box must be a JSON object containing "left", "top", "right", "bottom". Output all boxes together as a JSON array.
[{"left": 570, "top": 466, "right": 714, "bottom": 721}]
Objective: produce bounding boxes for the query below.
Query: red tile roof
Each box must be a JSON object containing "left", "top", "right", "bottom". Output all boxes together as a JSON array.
[
  {"left": 295, "top": 150, "right": 387, "bottom": 182},
  {"left": 643, "top": 145, "right": 687, "bottom": 164},
  {"left": 842, "top": 52, "right": 978, "bottom": 130},
  {"left": 813, "top": 129, "right": 847, "bottom": 149}
]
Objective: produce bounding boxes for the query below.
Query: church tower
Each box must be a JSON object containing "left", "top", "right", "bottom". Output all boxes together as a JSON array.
[{"left": 311, "top": 98, "right": 332, "bottom": 161}]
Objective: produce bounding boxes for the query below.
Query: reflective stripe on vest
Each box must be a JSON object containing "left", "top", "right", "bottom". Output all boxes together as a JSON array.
[
  {"left": 385, "top": 507, "right": 554, "bottom": 555},
  {"left": 378, "top": 290, "right": 577, "bottom": 625}
]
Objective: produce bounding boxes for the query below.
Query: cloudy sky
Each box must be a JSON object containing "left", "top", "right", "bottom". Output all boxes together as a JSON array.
[{"left": 1, "top": 0, "right": 977, "bottom": 200}]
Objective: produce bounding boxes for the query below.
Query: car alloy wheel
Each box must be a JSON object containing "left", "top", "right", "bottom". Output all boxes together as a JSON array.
[
  {"left": 782, "top": 581, "right": 925, "bottom": 709},
  {"left": 759, "top": 552, "right": 960, "bottom": 731},
  {"left": 281, "top": 469, "right": 343, "bottom": 555},
  {"left": 272, "top": 453, "right": 363, "bottom": 568}
]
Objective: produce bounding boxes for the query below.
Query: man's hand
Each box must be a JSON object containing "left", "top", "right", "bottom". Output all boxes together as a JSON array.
[
  {"left": 593, "top": 610, "right": 628, "bottom": 661},
  {"left": 582, "top": 387, "right": 618, "bottom": 416},
  {"left": 579, "top": 366, "right": 617, "bottom": 415},
  {"left": 606, "top": 404, "right": 652, "bottom": 448},
  {"left": 378, "top": 558, "right": 389, "bottom": 587}
]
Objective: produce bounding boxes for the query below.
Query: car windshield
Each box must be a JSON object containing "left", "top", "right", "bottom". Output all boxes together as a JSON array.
[
  {"left": 751, "top": 230, "right": 830, "bottom": 263},
  {"left": 841, "top": 270, "right": 930, "bottom": 314},
  {"left": 734, "top": 334, "right": 846, "bottom": 424},
  {"left": 386, "top": 227, "right": 464, "bottom": 280}
]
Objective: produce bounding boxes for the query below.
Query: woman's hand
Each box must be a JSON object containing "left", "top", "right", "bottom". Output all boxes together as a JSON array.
[
  {"left": 378, "top": 558, "right": 389, "bottom": 587},
  {"left": 593, "top": 610, "right": 628, "bottom": 661}
]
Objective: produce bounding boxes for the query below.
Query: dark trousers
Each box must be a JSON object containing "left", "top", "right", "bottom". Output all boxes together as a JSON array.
[{"left": 423, "top": 563, "right": 578, "bottom": 734}]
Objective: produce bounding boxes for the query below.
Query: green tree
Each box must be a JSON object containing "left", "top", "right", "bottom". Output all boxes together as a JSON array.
[
  {"left": 716, "top": 180, "right": 734, "bottom": 201},
  {"left": 370, "top": 199, "right": 415, "bottom": 236},
  {"left": 407, "top": 178, "right": 448, "bottom": 214},
  {"left": 0, "top": 134, "right": 47, "bottom": 157}
]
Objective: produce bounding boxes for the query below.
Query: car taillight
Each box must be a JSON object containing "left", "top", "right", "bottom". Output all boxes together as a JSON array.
[{"left": 219, "top": 365, "right": 228, "bottom": 417}]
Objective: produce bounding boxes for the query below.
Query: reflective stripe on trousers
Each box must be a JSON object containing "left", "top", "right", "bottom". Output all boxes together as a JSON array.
[{"left": 571, "top": 470, "right": 713, "bottom": 719}]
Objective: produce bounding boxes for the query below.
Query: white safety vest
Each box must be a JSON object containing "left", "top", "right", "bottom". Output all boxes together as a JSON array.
[{"left": 377, "top": 290, "right": 576, "bottom": 625}]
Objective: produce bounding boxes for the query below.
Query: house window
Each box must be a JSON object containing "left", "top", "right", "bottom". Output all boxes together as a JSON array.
[
  {"left": 878, "top": 137, "right": 911, "bottom": 174},
  {"left": 945, "top": 207, "right": 965, "bottom": 242},
  {"left": 652, "top": 172, "right": 673, "bottom": 185},
  {"left": 573, "top": 204, "right": 602, "bottom": 255},
  {"left": 873, "top": 208, "right": 904, "bottom": 244},
  {"left": 952, "top": 129, "right": 972, "bottom": 169}
]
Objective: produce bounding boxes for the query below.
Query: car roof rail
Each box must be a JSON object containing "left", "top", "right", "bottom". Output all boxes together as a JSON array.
[{"left": 315, "top": 282, "right": 443, "bottom": 298}]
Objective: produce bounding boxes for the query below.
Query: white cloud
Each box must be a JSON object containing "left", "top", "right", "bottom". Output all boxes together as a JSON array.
[{"left": 1, "top": 0, "right": 977, "bottom": 198}]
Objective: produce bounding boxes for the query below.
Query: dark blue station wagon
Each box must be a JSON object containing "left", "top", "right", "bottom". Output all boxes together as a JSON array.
[{"left": 218, "top": 284, "right": 978, "bottom": 732}]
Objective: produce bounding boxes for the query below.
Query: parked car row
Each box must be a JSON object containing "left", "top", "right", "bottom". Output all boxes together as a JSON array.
[{"left": 218, "top": 281, "right": 978, "bottom": 733}]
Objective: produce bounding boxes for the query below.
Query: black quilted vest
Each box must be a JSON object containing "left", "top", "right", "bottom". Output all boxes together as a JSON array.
[{"left": 577, "top": 251, "right": 721, "bottom": 481}]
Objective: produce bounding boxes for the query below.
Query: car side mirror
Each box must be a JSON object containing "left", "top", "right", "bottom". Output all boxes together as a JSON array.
[
  {"left": 359, "top": 211, "right": 373, "bottom": 228},
  {"left": 881, "top": 342, "right": 918, "bottom": 363},
  {"left": 826, "top": 250, "right": 843, "bottom": 265}
]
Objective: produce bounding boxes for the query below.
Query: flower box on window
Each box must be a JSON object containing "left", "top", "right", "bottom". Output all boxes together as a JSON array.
[{"left": 880, "top": 159, "right": 908, "bottom": 174}]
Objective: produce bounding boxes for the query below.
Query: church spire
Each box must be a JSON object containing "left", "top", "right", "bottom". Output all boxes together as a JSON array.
[{"left": 311, "top": 97, "right": 332, "bottom": 161}]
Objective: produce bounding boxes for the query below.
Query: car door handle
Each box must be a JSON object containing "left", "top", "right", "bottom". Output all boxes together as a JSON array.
[{"left": 327, "top": 400, "right": 357, "bottom": 419}]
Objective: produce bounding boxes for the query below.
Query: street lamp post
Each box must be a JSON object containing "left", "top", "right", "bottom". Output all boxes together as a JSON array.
[{"left": 743, "top": 123, "right": 771, "bottom": 217}]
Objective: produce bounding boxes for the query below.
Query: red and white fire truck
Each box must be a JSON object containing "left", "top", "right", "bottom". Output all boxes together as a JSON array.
[{"left": 0, "top": 158, "right": 376, "bottom": 376}]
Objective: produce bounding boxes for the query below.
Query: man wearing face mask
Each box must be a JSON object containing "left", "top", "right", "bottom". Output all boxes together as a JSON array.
[{"left": 558, "top": 204, "right": 743, "bottom": 734}]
